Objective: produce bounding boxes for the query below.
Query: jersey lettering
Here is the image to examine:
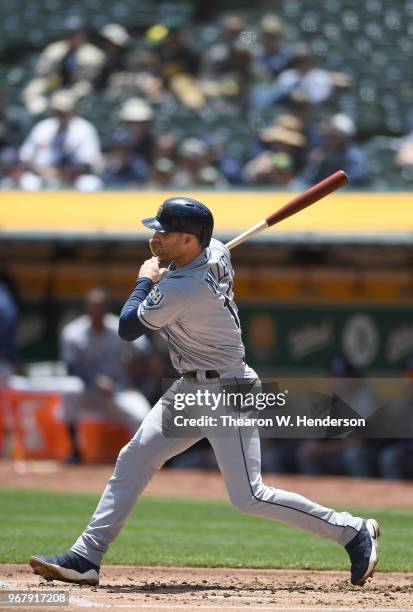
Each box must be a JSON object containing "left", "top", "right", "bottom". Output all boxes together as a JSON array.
[{"left": 224, "top": 280, "right": 240, "bottom": 329}]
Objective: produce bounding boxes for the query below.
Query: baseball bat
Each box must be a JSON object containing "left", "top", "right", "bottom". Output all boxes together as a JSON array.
[{"left": 225, "top": 170, "right": 349, "bottom": 250}]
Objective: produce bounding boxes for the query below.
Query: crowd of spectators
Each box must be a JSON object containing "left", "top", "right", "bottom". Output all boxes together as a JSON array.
[{"left": 0, "top": 12, "right": 390, "bottom": 190}]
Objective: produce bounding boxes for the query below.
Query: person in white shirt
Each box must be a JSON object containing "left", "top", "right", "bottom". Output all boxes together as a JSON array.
[
  {"left": 19, "top": 89, "right": 102, "bottom": 189},
  {"left": 61, "top": 288, "right": 152, "bottom": 464}
]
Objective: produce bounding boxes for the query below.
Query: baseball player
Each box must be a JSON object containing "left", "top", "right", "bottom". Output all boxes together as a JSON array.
[{"left": 30, "top": 197, "right": 379, "bottom": 587}]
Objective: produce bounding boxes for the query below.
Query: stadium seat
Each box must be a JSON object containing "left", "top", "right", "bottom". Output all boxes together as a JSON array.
[
  {"left": 341, "top": 11, "right": 361, "bottom": 33},
  {"left": 365, "top": 0, "right": 384, "bottom": 15},
  {"left": 365, "top": 136, "right": 406, "bottom": 189}
]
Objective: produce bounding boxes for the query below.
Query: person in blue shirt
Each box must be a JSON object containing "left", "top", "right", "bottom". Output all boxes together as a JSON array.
[{"left": 299, "top": 114, "right": 369, "bottom": 186}]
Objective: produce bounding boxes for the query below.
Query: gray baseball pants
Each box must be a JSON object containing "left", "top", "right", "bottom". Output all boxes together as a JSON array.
[{"left": 71, "top": 371, "right": 363, "bottom": 566}]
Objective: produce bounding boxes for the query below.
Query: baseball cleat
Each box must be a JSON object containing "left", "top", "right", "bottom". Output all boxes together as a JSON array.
[
  {"left": 345, "top": 518, "right": 380, "bottom": 586},
  {"left": 30, "top": 550, "right": 100, "bottom": 586}
]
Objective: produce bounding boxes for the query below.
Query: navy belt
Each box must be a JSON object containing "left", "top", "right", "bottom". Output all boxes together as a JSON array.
[{"left": 182, "top": 370, "right": 220, "bottom": 380}]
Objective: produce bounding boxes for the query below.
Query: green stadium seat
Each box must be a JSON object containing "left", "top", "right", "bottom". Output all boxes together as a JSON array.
[
  {"left": 341, "top": 11, "right": 361, "bottom": 33},
  {"left": 323, "top": 0, "right": 342, "bottom": 14},
  {"left": 283, "top": 0, "right": 303, "bottom": 19},
  {"left": 322, "top": 23, "right": 342, "bottom": 41},
  {"left": 365, "top": 136, "right": 402, "bottom": 188},
  {"left": 365, "top": 0, "right": 384, "bottom": 14}
]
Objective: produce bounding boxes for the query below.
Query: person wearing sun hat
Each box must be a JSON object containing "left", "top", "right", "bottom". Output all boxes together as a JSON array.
[
  {"left": 256, "top": 14, "right": 294, "bottom": 78},
  {"left": 18, "top": 89, "right": 102, "bottom": 189},
  {"left": 94, "top": 23, "right": 130, "bottom": 90}
]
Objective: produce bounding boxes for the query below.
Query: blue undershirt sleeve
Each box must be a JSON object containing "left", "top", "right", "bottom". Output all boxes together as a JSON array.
[{"left": 118, "top": 277, "right": 153, "bottom": 341}]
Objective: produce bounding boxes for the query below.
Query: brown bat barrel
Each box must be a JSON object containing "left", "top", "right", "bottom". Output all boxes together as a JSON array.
[{"left": 265, "top": 170, "right": 349, "bottom": 228}]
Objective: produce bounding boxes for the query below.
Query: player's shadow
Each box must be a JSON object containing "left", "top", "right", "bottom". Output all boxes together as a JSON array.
[
  {"left": 101, "top": 580, "right": 382, "bottom": 594},
  {"left": 101, "top": 582, "right": 256, "bottom": 595}
]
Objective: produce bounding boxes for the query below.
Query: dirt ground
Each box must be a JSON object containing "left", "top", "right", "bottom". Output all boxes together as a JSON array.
[
  {"left": 1, "top": 461, "right": 413, "bottom": 610},
  {"left": 1, "top": 564, "right": 412, "bottom": 611}
]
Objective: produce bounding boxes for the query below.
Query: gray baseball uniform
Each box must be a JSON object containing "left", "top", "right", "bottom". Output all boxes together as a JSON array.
[
  {"left": 137, "top": 239, "right": 246, "bottom": 374},
  {"left": 71, "top": 239, "right": 363, "bottom": 566}
]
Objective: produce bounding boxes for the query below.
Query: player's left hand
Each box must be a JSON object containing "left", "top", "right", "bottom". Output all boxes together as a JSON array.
[{"left": 139, "top": 257, "right": 167, "bottom": 283}]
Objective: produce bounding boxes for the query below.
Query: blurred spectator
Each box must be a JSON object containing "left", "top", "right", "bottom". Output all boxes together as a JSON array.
[
  {"left": 197, "top": 165, "right": 229, "bottom": 187},
  {"left": 379, "top": 439, "right": 413, "bottom": 480},
  {"left": 220, "top": 13, "right": 247, "bottom": 43},
  {"left": 0, "top": 90, "right": 30, "bottom": 151},
  {"left": 0, "top": 276, "right": 18, "bottom": 374},
  {"left": 295, "top": 357, "right": 379, "bottom": 477},
  {"left": 0, "top": 90, "right": 31, "bottom": 187},
  {"left": 0, "top": 148, "right": 21, "bottom": 189},
  {"left": 127, "top": 351, "right": 174, "bottom": 406},
  {"left": 378, "top": 359, "right": 413, "bottom": 479},
  {"left": 174, "top": 137, "right": 228, "bottom": 187},
  {"left": 147, "top": 25, "right": 203, "bottom": 109},
  {"left": 0, "top": 92, "right": 6, "bottom": 153},
  {"left": 261, "top": 438, "right": 302, "bottom": 474},
  {"left": 169, "top": 438, "right": 217, "bottom": 470},
  {"left": 109, "top": 48, "right": 165, "bottom": 102},
  {"left": 201, "top": 13, "right": 246, "bottom": 76},
  {"left": 153, "top": 133, "right": 177, "bottom": 163},
  {"left": 217, "top": 148, "right": 245, "bottom": 185},
  {"left": 281, "top": 90, "right": 320, "bottom": 150},
  {"left": 61, "top": 288, "right": 151, "bottom": 463},
  {"left": 147, "top": 25, "right": 200, "bottom": 77},
  {"left": 102, "top": 129, "right": 146, "bottom": 186},
  {"left": 251, "top": 44, "right": 351, "bottom": 109},
  {"left": 94, "top": 24, "right": 130, "bottom": 91},
  {"left": 147, "top": 158, "right": 176, "bottom": 188},
  {"left": 116, "top": 98, "right": 155, "bottom": 176},
  {"left": 255, "top": 15, "right": 293, "bottom": 79},
  {"left": 202, "top": 39, "right": 256, "bottom": 111},
  {"left": 147, "top": 134, "right": 178, "bottom": 187},
  {"left": 19, "top": 90, "right": 103, "bottom": 190},
  {"left": 247, "top": 113, "right": 307, "bottom": 176},
  {"left": 22, "top": 16, "right": 105, "bottom": 115},
  {"left": 299, "top": 114, "right": 369, "bottom": 186},
  {"left": 200, "top": 14, "right": 258, "bottom": 110},
  {"left": 396, "top": 129, "right": 413, "bottom": 180},
  {"left": 201, "top": 13, "right": 247, "bottom": 71},
  {"left": 244, "top": 151, "right": 297, "bottom": 187}
]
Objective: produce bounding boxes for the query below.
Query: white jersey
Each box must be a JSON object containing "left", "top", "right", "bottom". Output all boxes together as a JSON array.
[
  {"left": 137, "top": 239, "right": 246, "bottom": 373},
  {"left": 19, "top": 116, "right": 103, "bottom": 172},
  {"left": 61, "top": 313, "right": 151, "bottom": 390}
]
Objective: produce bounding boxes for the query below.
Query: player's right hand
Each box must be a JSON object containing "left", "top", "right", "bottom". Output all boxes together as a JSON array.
[
  {"left": 138, "top": 257, "right": 166, "bottom": 283},
  {"left": 94, "top": 374, "right": 114, "bottom": 395}
]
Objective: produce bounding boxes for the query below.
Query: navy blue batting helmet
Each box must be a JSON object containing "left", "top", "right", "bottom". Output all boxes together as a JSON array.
[{"left": 141, "top": 197, "right": 214, "bottom": 248}]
